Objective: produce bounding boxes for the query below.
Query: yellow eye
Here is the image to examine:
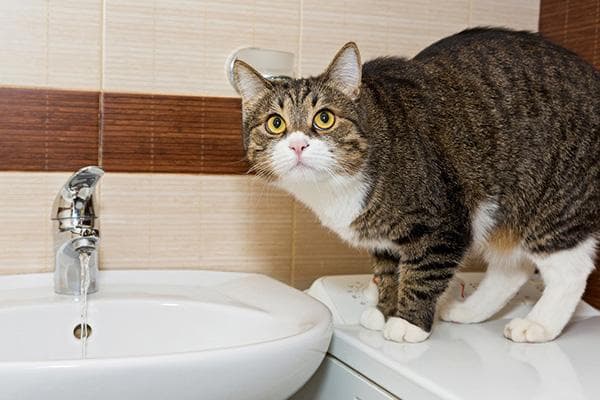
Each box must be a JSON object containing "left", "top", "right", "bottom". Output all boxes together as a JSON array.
[
  {"left": 266, "top": 115, "right": 286, "bottom": 135},
  {"left": 313, "top": 109, "right": 335, "bottom": 130}
]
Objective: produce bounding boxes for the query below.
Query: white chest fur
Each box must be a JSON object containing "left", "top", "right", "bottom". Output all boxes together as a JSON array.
[{"left": 277, "top": 175, "right": 371, "bottom": 248}]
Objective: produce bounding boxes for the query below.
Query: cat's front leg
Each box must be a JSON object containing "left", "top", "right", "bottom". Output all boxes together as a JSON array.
[
  {"left": 360, "top": 251, "right": 399, "bottom": 331},
  {"left": 384, "top": 227, "right": 468, "bottom": 343}
]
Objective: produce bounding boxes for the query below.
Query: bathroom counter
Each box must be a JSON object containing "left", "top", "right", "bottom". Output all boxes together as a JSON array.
[{"left": 301, "top": 273, "right": 600, "bottom": 400}]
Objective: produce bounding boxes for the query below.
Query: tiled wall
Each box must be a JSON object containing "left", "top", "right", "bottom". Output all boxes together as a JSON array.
[{"left": 0, "top": 0, "right": 540, "bottom": 288}]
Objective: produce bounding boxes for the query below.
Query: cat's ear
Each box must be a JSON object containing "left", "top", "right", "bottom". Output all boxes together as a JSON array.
[
  {"left": 324, "top": 42, "right": 362, "bottom": 99},
  {"left": 232, "top": 60, "right": 271, "bottom": 103}
]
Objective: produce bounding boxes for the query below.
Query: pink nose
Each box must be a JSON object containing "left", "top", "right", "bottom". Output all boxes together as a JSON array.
[{"left": 289, "top": 139, "right": 309, "bottom": 157}]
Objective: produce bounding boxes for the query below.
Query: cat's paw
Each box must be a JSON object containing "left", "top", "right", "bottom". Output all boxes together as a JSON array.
[
  {"left": 383, "top": 317, "right": 431, "bottom": 343},
  {"left": 504, "top": 318, "right": 557, "bottom": 343},
  {"left": 360, "top": 307, "right": 385, "bottom": 331},
  {"left": 361, "top": 279, "right": 379, "bottom": 306},
  {"left": 439, "top": 302, "right": 486, "bottom": 324}
]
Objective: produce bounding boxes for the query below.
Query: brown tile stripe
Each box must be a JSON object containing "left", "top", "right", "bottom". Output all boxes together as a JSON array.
[
  {"left": 0, "top": 87, "right": 99, "bottom": 171},
  {"left": 539, "top": 0, "right": 600, "bottom": 69},
  {"left": 102, "top": 93, "right": 246, "bottom": 173},
  {"left": 540, "top": 0, "right": 600, "bottom": 309},
  {"left": 0, "top": 87, "right": 247, "bottom": 174}
]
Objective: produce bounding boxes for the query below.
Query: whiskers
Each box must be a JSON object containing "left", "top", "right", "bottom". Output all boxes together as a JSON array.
[{"left": 247, "top": 160, "right": 278, "bottom": 182}]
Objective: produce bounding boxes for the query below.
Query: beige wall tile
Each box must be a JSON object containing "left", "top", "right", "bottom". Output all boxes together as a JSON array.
[
  {"left": 100, "top": 173, "right": 153, "bottom": 268},
  {"left": 48, "top": 0, "right": 102, "bottom": 89},
  {"left": 104, "top": 0, "right": 300, "bottom": 96},
  {"left": 202, "top": 0, "right": 256, "bottom": 97},
  {"left": 199, "top": 176, "right": 294, "bottom": 283},
  {"left": 0, "top": 0, "right": 540, "bottom": 93},
  {"left": 253, "top": 0, "right": 301, "bottom": 54},
  {"left": 196, "top": 0, "right": 301, "bottom": 96},
  {"left": 300, "top": 0, "right": 471, "bottom": 76},
  {"left": 0, "top": 172, "right": 70, "bottom": 274},
  {"left": 101, "top": 174, "right": 294, "bottom": 283},
  {"left": 0, "top": 0, "right": 48, "bottom": 87},
  {"left": 469, "top": 0, "right": 540, "bottom": 31},
  {"left": 300, "top": 0, "right": 348, "bottom": 76},
  {"left": 154, "top": 0, "right": 204, "bottom": 94},
  {"left": 292, "top": 204, "right": 371, "bottom": 290},
  {"left": 0, "top": 0, "right": 102, "bottom": 90},
  {"left": 103, "top": 0, "right": 156, "bottom": 92},
  {"left": 387, "top": 0, "right": 470, "bottom": 57}
]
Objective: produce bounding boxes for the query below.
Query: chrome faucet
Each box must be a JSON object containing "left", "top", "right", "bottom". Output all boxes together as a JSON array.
[{"left": 51, "top": 166, "right": 104, "bottom": 295}]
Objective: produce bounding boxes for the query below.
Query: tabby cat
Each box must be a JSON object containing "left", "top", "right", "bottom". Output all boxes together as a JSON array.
[{"left": 232, "top": 28, "right": 599, "bottom": 343}]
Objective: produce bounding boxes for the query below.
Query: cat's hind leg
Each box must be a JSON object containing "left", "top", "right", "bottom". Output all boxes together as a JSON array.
[
  {"left": 440, "top": 245, "right": 535, "bottom": 323},
  {"left": 504, "top": 237, "right": 597, "bottom": 343}
]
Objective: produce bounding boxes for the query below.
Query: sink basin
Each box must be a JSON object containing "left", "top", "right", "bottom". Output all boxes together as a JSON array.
[{"left": 0, "top": 270, "right": 332, "bottom": 400}]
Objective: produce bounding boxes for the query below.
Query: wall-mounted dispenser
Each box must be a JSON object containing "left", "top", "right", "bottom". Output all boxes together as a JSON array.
[{"left": 226, "top": 48, "right": 296, "bottom": 93}]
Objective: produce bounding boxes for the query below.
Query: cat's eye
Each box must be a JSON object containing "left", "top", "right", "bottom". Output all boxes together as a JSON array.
[
  {"left": 313, "top": 109, "right": 335, "bottom": 131},
  {"left": 266, "top": 115, "right": 286, "bottom": 135}
]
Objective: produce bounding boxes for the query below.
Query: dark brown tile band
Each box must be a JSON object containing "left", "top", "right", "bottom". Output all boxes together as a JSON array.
[
  {"left": 0, "top": 87, "right": 99, "bottom": 171},
  {"left": 102, "top": 94, "right": 246, "bottom": 173},
  {"left": 0, "top": 87, "right": 247, "bottom": 174},
  {"left": 539, "top": 0, "right": 600, "bottom": 69}
]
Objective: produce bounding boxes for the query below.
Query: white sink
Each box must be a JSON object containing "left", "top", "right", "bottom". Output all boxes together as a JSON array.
[{"left": 0, "top": 270, "right": 332, "bottom": 400}]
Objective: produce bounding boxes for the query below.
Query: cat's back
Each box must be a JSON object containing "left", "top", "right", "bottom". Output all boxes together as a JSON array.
[
  {"left": 413, "top": 27, "right": 598, "bottom": 112},
  {"left": 362, "top": 27, "right": 598, "bottom": 122},
  {"left": 414, "top": 27, "right": 594, "bottom": 72},
  {"left": 360, "top": 27, "right": 599, "bottom": 235}
]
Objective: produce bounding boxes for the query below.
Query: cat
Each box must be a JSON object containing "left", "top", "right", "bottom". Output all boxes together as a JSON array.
[{"left": 232, "top": 27, "right": 599, "bottom": 343}]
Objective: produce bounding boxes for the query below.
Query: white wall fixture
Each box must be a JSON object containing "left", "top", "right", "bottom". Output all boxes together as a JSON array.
[{"left": 227, "top": 47, "right": 296, "bottom": 92}]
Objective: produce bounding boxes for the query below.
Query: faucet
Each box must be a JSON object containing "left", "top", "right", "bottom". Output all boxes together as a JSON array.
[{"left": 51, "top": 166, "right": 104, "bottom": 295}]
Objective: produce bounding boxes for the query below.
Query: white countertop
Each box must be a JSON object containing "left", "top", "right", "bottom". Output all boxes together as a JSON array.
[{"left": 308, "top": 273, "right": 600, "bottom": 400}]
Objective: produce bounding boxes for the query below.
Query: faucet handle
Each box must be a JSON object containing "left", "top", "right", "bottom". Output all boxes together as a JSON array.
[
  {"left": 62, "top": 166, "right": 104, "bottom": 200},
  {"left": 52, "top": 166, "right": 104, "bottom": 222}
]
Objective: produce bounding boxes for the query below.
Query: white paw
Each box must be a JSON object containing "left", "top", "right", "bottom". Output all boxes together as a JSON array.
[
  {"left": 504, "top": 318, "right": 556, "bottom": 343},
  {"left": 439, "top": 302, "right": 485, "bottom": 324},
  {"left": 383, "top": 317, "right": 431, "bottom": 343},
  {"left": 362, "top": 279, "right": 379, "bottom": 306},
  {"left": 360, "top": 307, "right": 385, "bottom": 331}
]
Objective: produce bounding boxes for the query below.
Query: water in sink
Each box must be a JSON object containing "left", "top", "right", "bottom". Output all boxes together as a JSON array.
[{"left": 78, "top": 251, "right": 91, "bottom": 358}]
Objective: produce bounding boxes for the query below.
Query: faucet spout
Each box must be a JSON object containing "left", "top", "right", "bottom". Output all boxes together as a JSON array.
[
  {"left": 52, "top": 166, "right": 104, "bottom": 295},
  {"left": 53, "top": 166, "right": 104, "bottom": 223}
]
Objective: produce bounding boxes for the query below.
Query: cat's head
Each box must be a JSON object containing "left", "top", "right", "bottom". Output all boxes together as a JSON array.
[{"left": 233, "top": 43, "right": 368, "bottom": 184}]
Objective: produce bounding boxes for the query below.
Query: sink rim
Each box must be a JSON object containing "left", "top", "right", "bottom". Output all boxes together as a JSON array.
[{"left": 0, "top": 269, "right": 333, "bottom": 368}]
